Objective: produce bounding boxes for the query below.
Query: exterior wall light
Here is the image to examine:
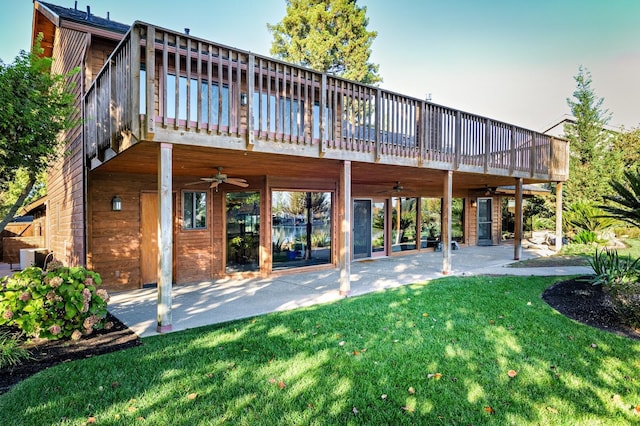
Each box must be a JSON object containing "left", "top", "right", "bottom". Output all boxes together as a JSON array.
[
  {"left": 112, "top": 195, "right": 122, "bottom": 211},
  {"left": 240, "top": 92, "right": 248, "bottom": 106},
  {"left": 470, "top": 198, "right": 477, "bottom": 208}
]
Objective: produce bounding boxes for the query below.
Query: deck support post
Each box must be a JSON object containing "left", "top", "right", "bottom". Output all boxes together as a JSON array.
[
  {"left": 514, "top": 177, "right": 523, "bottom": 260},
  {"left": 339, "top": 160, "right": 352, "bottom": 295},
  {"left": 157, "top": 143, "right": 173, "bottom": 333},
  {"left": 442, "top": 171, "right": 453, "bottom": 274},
  {"left": 555, "top": 181, "right": 563, "bottom": 251}
]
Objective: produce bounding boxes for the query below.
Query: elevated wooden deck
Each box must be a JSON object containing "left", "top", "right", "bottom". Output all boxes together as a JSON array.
[{"left": 84, "top": 22, "right": 568, "bottom": 182}]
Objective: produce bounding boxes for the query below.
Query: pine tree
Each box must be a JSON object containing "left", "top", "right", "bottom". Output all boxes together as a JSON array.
[
  {"left": 564, "top": 66, "right": 616, "bottom": 205},
  {"left": 268, "top": 0, "right": 381, "bottom": 84}
]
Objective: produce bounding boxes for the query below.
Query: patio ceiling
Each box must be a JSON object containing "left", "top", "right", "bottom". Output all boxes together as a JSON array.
[{"left": 93, "top": 142, "right": 548, "bottom": 196}]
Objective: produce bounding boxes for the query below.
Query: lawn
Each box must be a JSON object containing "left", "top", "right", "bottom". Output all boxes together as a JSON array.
[
  {"left": 560, "top": 237, "right": 640, "bottom": 259},
  {"left": 1, "top": 275, "right": 639, "bottom": 425},
  {"left": 511, "top": 238, "right": 640, "bottom": 268}
]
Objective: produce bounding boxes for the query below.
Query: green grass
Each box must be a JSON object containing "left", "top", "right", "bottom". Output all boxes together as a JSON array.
[
  {"left": 2, "top": 276, "right": 640, "bottom": 425},
  {"left": 560, "top": 238, "right": 640, "bottom": 259},
  {"left": 510, "top": 238, "right": 640, "bottom": 268},
  {"left": 621, "top": 238, "right": 640, "bottom": 259}
]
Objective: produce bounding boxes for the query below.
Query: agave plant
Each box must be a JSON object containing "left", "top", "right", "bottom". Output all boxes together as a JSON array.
[{"left": 600, "top": 169, "right": 640, "bottom": 229}]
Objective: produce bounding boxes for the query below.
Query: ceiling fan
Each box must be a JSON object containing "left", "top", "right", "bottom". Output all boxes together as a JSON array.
[
  {"left": 377, "top": 181, "right": 404, "bottom": 194},
  {"left": 185, "top": 166, "right": 249, "bottom": 191},
  {"left": 483, "top": 186, "right": 497, "bottom": 196}
]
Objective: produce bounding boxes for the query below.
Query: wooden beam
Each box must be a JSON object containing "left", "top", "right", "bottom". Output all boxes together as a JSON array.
[
  {"left": 247, "top": 54, "right": 255, "bottom": 147},
  {"left": 320, "top": 74, "right": 327, "bottom": 156},
  {"left": 185, "top": 38, "right": 191, "bottom": 131},
  {"left": 509, "top": 125, "right": 516, "bottom": 175},
  {"left": 145, "top": 25, "right": 155, "bottom": 137},
  {"left": 484, "top": 118, "right": 491, "bottom": 173},
  {"left": 174, "top": 35, "right": 180, "bottom": 130},
  {"left": 157, "top": 143, "right": 173, "bottom": 333},
  {"left": 442, "top": 170, "right": 452, "bottom": 274},
  {"left": 555, "top": 181, "right": 563, "bottom": 251},
  {"left": 454, "top": 111, "right": 461, "bottom": 169},
  {"left": 339, "top": 160, "right": 352, "bottom": 295},
  {"left": 375, "top": 88, "right": 381, "bottom": 161},
  {"left": 162, "top": 32, "right": 169, "bottom": 129},
  {"left": 130, "top": 27, "right": 141, "bottom": 139},
  {"left": 514, "top": 177, "right": 523, "bottom": 260}
]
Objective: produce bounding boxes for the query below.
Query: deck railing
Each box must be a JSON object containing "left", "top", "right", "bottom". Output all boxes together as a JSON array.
[{"left": 84, "top": 22, "right": 569, "bottom": 181}]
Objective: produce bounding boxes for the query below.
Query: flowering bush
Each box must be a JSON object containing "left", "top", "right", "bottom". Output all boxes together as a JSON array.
[{"left": 0, "top": 261, "right": 111, "bottom": 340}]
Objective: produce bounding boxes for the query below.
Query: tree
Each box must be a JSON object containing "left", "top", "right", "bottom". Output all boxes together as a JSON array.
[
  {"left": 268, "top": 0, "right": 381, "bottom": 84},
  {"left": 600, "top": 169, "right": 640, "bottom": 230},
  {"left": 0, "top": 170, "right": 45, "bottom": 220},
  {"left": 564, "top": 66, "right": 616, "bottom": 205},
  {"left": 612, "top": 127, "right": 640, "bottom": 171},
  {"left": 0, "top": 37, "right": 78, "bottom": 232}
]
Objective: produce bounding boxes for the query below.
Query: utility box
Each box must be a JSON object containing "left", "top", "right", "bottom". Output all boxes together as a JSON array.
[{"left": 19, "top": 248, "right": 48, "bottom": 270}]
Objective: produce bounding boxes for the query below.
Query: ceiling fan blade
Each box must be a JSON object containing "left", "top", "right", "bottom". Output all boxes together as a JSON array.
[
  {"left": 225, "top": 178, "right": 249, "bottom": 188},
  {"left": 209, "top": 181, "right": 220, "bottom": 189}
]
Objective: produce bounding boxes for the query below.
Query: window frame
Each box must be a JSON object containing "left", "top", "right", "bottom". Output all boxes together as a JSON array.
[{"left": 182, "top": 190, "right": 208, "bottom": 230}]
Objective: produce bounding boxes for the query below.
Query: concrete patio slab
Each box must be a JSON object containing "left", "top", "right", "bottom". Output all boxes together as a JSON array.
[{"left": 105, "top": 244, "right": 593, "bottom": 337}]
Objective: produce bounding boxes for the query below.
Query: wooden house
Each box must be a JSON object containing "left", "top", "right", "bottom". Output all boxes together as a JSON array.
[{"left": 32, "top": 1, "right": 568, "bottom": 332}]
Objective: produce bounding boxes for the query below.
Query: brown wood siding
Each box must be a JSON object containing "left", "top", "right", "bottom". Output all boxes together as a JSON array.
[
  {"left": 467, "top": 200, "right": 477, "bottom": 246},
  {"left": 85, "top": 38, "right": 121, "bottom": 87},
  {"left": 493, "top": 196, "right": 502, "bottom": 244},
  {"left": 211, "top": 189, "right": 225, "bottom": 277},
  {"left": 47, "top": 27, "right": 86, "bottom": 266},
  {"left": 88, "top": 172, "right": 232, "bottom": 290},
  {"left": 88, "top": 172, "right": 150, "bottom": 290},
  {"left": 466, "top": 195, "right": 503, "bottom": 246},
  {"left": 175, "top": 187, "right": 213, "bottom": 283}
]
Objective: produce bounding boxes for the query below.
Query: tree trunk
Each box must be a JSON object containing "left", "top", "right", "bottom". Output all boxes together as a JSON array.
[{"left": 0, "top": 174, "right": 36, "bottom": 233}]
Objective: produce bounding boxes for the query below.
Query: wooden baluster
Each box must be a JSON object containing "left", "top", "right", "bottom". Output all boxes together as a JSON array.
[
  {"left": 185, "top": 38, "right": 191, "bottom": 131},
  {"left": 207, "top": 45, "right": 212, "bottom": 132},
  {"left": 196, "top": 41, "right": 202, "bottom": 131},
  {"left": 247, "top": 54, "right": 255, "bottom": 147},
  {"left": 173, "top": 35, "right": 180, "bottom": 129}
]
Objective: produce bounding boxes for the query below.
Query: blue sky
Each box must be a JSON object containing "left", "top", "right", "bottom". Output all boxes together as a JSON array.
[{"left": 2, "top": 0, "right": 639, "bottom": 131}]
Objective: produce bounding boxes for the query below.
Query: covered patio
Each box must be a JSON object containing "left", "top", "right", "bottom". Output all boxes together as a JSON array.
[{"left": 107, "top": 243, "right": 591, "bottom": 337}]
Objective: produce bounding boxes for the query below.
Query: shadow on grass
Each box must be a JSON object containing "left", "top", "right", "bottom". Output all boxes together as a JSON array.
[{"left": 1, "top": 276, "right": 639, "bottom": 425}]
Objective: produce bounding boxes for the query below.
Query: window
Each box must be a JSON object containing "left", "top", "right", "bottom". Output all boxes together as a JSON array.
[
  {"left": 140, "top": 69, "right": 146, "bottom": 114},
  {"left": 391, "top": 197, "right": 417, "bottom": 252},
  {"left": 183, "top": 191, "right": 207, "bottom": 229},
  {"left": 226, "top": 192, "right": 260, "bottom": 272},
  {"left": 272, "top": 191, "right": 332, "bottom": 270},
  {"left": 252, "top": 94, "right": 305, "bottom": 137},
  {"left": 166, "top": 74, "right": 229, "bottom": 125}
]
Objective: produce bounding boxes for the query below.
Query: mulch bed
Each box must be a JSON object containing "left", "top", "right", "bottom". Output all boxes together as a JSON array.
[
  {"left": 542, "top": 276, "right": 640, "bottom": 341},
  {"left": 1, "top": 277, "right": 639, "bottom": 395},
  {"left": 0, "top": 313, "right": 141, "bottom": 394}
]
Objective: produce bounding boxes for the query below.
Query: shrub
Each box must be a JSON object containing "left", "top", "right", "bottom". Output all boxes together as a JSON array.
[
  {"left": 564, "top": 201, "right": 616, "bottom": 238},
  {"left": 573, "top": 230, "right": 600, "bottom": 244},
  {"left": 588, "top": 248, "right": 640, "bottom": 328},
  {"left": 606, "top": 279, "right": 640, "bottom": 329},
  {"left": 0, "top": 330, "right": 30, "bottom": 368},
  {"left": 0, "top": 262, "right": 111, "bottom": 340}
]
